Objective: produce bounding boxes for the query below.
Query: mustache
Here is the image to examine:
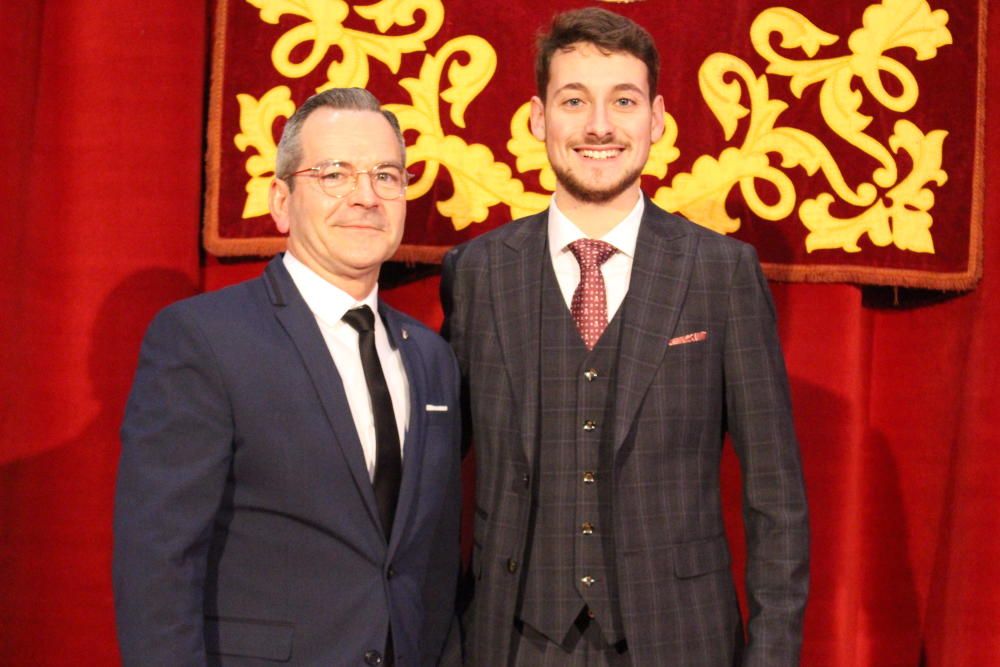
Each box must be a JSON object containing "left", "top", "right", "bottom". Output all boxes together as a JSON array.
[{"left": 575, "top": 134, "right": 623, "bottom": 146}]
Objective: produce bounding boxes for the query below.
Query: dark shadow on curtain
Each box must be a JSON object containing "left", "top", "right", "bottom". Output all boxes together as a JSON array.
[{"left": 0, "top": 268, "right": 196, "bottom": 666}]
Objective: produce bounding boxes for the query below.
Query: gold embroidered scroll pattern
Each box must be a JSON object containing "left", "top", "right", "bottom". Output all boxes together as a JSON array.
[
  {"left": 236, "top": 0, "right": 550, "bottom": 227},
  {"left": 651, "top": 0, "right": 951, "bottom": 252},
  {"left": 247, "top": 0, "right": 443, "bottom": 89},
  {"left": 234, "top": 0, "right": 444, "bottom": 219},
  {"left": 234, "top": 86, "right": 295, "bottom": 219},
  {"left": 385, "top": 36, "right": 550, "bottom": 228},
  {"left": 233, "top": 0, "right": 952, "bottom": 254}
]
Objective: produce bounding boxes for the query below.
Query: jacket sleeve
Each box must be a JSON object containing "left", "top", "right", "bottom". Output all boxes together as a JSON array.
[
  {"left": 440, "top": 246, "right": 473, "bottom": 458},
  {"left": 439, "top": 247, "right": 464, "bottom": 371},
  {"left": 438, "top": 246, "right": 477, "bottom": 665},
  {"left": 723, "top": 244, "right": 810, "bottom": 667},
  {"left": 113, "top": 304, "right": 232, "bottom": 666}
]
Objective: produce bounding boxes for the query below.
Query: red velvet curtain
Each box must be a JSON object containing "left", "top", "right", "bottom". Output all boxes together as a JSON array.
[{"left": 1, "top": 1, "right": 998, "bottom": 665}]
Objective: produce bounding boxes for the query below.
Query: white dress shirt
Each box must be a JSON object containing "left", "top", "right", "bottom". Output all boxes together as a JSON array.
[
  {"left": 546, "top": 193, "right": 644, "bottom": 319},
  {"left": 283, "top": 252, "right": 410, "bottom": 480}
]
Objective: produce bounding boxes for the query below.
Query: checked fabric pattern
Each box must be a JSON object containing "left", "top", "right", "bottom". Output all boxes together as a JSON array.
[{"left": 569, "top": 239, "right": 617, "bottom": 350}]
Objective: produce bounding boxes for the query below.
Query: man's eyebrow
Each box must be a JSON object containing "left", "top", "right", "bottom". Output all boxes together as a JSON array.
[
  {"left": 316, "top": 160, "right": 405, "bottom": 169},
  {"left": 552, "top": 82, "right": 588, "bottom": 96},
  {"left": 611, "top": 83, "right": 646, "bottom": 95},
  {"left": 551, "top": 82, "right": 647, "bottom": 96}
]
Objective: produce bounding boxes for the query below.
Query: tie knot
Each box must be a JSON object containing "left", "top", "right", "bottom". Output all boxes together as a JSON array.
[
  {"left": 568, "top": 239, "right": 617, "bottom": 269},
  {"left": 342, "top": 305, "right": 376, "bottom": 333}
]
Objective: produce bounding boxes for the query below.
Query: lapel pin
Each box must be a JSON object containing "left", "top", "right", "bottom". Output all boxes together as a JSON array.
[{"left": 401, "top": 328, "right": 409, "bottom": 340}]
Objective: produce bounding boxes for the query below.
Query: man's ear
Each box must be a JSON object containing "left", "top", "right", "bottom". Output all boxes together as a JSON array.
[
  {"left": 650, "top": 94, "right": 666, "bottom": 143},
  {"left": 529, "top": 96, "right": 546, "bottom": 142},
  {"left": 269, "top": 178, "right": 291, "bottom": 234}
]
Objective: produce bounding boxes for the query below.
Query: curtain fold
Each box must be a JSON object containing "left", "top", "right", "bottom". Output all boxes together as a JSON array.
[{"left": 0, "top": 1, "right": 207, "bottom": 663}]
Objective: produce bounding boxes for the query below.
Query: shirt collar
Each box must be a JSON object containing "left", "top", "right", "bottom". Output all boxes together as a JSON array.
[
  {"left": 282, "top": 251, "right": 379, "bottom": 328},
  {"left": 547, "top": 192, "right": 644, "bottom": 258}
]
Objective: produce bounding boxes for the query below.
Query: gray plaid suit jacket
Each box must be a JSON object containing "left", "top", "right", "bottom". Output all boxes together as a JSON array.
[{"left": 440, "top": 199, "right": 809, "bottom": 666}]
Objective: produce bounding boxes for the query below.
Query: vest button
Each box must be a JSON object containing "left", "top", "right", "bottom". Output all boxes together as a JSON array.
[
  {"left": 580, "top": 575, "right": 596, "bottom": 587},
  {"left": 582, "top": 420, "right": 597, "bottom": 432},
  {"left": 507, "top": 558, "right": 519, "bottom": 574},
  {"left": 582, "top": 471, "right": 596, "bottom": 484},
  {"left": 581, "top": 521, "right": 594, "bottom": 535}
]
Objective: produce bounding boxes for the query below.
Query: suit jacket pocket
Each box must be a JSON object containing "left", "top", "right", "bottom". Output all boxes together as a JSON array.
[
  {"left": 672, "top": 535, "right": 731, "bottom": 579},
  {"left": 205, "top": 616, "right": 294, "bottom": 662}
]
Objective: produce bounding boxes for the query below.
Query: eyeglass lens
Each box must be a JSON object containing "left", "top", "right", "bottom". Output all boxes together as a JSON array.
[{"left": 317, "top": 164, "right": 406, "bottom": 199}]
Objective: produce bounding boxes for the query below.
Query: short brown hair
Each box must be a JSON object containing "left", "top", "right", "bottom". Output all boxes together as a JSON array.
[
  {"left": 535, "top": 8, "right": 659, "bottom": 101},
  {"left": 275, "top": 88, "right": 405, "bottom": 188}
]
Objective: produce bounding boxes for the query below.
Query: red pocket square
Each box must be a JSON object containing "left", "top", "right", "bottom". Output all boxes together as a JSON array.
[{"left": 668, "top": 331, "right": 708, "bottom": 346}]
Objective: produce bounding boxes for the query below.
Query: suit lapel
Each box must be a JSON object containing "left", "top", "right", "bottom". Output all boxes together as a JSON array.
[
  {"left": 492, "top": 212, "right": 547, "bottom": 465},
  {"left": 379, "top": 304, "right": 424, "bottom": 557},
  {"left": 613, "top": 200, "right": 699, "bottom": 453},
  {"left": 263, "top": 258, "right": 384, "bottom": 545}
]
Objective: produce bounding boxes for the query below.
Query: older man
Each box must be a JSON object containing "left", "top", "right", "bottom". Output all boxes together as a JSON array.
[
  {"left": 114, "top": 88, "right": 461, "bottom": 666},
  {"left": 442, "top": 9, "right": 809, "bottom": 666}
]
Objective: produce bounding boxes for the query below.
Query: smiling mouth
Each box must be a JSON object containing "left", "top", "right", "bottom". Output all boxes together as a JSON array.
[
  {"left": 331, "top": 214, "right": 387, "bottom": 231},
  {"left": 337, "top": 224, "right": 384, "bottom": 231},
  {"left": 575, "top": 147, "right": 623, "bottom": 160}
]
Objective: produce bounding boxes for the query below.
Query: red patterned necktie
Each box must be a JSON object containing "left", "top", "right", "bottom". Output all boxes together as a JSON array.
[{"left": 568, "top": 239, "right": 618, "bottom": 350}]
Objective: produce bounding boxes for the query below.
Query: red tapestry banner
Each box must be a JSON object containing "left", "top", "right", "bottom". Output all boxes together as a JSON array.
[{"left": 204, "top": 0, "right": 986, "bottom": 289}]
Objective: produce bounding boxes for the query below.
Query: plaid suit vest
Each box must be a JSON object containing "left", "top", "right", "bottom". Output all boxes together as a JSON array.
[{"left": 518, "top": 262, "right": 626, "bottom": 646}]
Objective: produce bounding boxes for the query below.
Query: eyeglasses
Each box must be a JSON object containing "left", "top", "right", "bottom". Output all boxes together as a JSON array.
[{"left": 288, "top": 161, "right": 411, "bottom": 200}]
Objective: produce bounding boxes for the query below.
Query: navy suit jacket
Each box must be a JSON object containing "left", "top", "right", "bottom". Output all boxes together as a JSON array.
[{"left": 114, "top": 256, "right": 461, "bottom": 666}]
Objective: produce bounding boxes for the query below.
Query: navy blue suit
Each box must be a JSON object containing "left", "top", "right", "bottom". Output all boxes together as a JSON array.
[{"left": 114, "top": 256, "right": 461, "bottom": 666}]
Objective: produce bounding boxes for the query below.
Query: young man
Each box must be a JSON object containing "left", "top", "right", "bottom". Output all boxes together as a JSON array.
[
  {"left": 114, "top": 88, "right": 461, "bottom": 666},
  {"left": 442, "top": 9, "right": 809, "bottom": 666}
]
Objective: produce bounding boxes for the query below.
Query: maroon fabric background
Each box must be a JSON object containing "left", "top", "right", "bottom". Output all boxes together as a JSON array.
[
  {"left": 205, "top": 0, "right": 984, "bottom": 288},
  {"left": 1, "top": 1, "right": 998, "bottom": 665}
]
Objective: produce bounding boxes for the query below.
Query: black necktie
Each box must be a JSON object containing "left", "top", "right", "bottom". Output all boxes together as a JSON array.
[{"left": 342, "top": 305, "right": 402, "bottom": 540}]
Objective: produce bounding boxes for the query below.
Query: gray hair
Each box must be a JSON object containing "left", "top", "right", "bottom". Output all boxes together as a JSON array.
[{"left": 275, "top": 88, "right": 406, "bottom": 189}]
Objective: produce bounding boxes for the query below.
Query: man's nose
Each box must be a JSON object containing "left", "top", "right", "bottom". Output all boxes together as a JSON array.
[
  {"left": 349, "top": 172, "right": 379, "bottom": 206},
  {"left": 584, "top": 104, "right": 613, "bottom": 140}
]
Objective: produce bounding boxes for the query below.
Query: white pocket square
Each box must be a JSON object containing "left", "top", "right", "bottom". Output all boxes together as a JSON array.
[{"left": 425, "top": 404, "right": 449, "bottom": 412}]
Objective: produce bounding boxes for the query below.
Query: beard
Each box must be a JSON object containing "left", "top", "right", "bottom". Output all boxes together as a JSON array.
[{"left": 552, "top": 161, "right": 643, "bottom": 204}]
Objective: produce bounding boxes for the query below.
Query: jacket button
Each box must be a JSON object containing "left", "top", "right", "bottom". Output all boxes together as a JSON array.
[
  {"left": 584, "top": 368, "right": 598, "bottom": 381},
  {"left": 511, "top": 473, "right": 530, "bottom": 491},
  {"left": 580, "top": 575, "right": 596, "bottom": 587},
  {"left": 582, "top": 471, "right": 596, "bottom": 484},
  {"left": 387, "top": 565, "right": 396, "bottom": 579},
  {"left": 507, "top": 558, "right": 518, "bottom": 574},
  {"left": 364, "top": 649, "right": 383, "bottom": 665},
  {"left": 581, "top": 521, "right": 594, "bottom": 535},
  {"left": 582, "top": 420, "right": 596, "bottom": 432}
]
